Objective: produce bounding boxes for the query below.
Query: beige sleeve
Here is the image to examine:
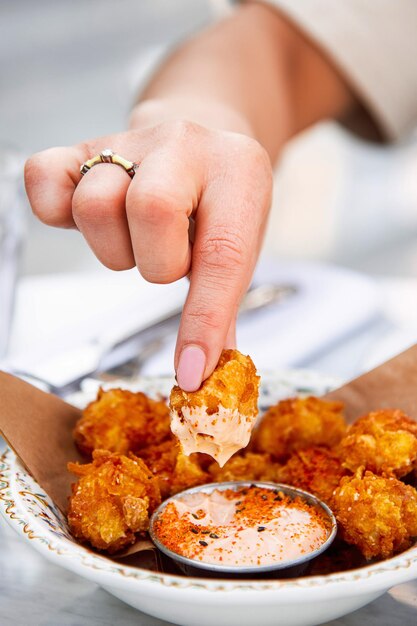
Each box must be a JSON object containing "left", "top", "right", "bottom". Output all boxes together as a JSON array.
[{"left": 251, "top": 0, "right": 417, "bottom": 141}]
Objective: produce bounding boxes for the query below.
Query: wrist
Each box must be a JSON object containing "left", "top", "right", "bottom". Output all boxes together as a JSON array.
[{"left": 129, "top": 97, "right": 255, "bottom": 138}]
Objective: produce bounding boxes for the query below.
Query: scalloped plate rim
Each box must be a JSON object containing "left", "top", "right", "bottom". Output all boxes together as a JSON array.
[{"left": 1, "top": 369, "right": 417, "bottom": 601}]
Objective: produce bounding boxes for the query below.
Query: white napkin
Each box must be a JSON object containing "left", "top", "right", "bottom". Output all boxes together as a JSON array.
[
  {"left": 5, "top": 260, "right": 378, "bottom": 383},
  {"left": 6, "top": 267, "right": 188, "bottom": 385},
  {"left": 142, "top": 260, "right": 378, "bottom": 375}
]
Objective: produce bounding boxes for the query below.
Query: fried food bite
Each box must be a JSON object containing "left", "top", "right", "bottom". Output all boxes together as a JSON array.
[
  {"left": 67, "top": 450, "right": 161, "bottom": 553},
  {"left": 69, "top": 378, "right": 417, "bottom": 563},
  {"left": 339, "top": 409, "right": 417, "bottom": 478},
  {"left": 74, "top": 388, "right": 171, "bottom": 457},
  {"left": 278, "top": 446, "right": 347, "bottom": 505},
  {"left": 208, "top": 451, "right": 282, "bottom": 483},
  {"left": 253, "top": 396, "right": 346, "bottom": 461},
  {"left": 170, "top": 349, "right": 260, "bottom": 466},
  {"left": 138, "top": 438, "right": 209, "bottom": 498},
  {"left": 333, "top": 469, "right": 417, "bottom": 560}
]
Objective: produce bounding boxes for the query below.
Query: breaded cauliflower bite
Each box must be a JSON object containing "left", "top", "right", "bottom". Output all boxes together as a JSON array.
[
  {"left": 253, "top": 396, "right": 346, "bottom": 461},
  {"left": 67, "top": 450, "right": 161, "bottom": 553},
  {"left": 138, "top": 438, "right": 209, "bottom": 498},
  {"left": 74, "top": 388, "right": 171, "bottom": 457},
  {"left": 208, "top": 451, "right": 282, "bottom": 483},
  {"left": 339, "top": 409, "right": 417, "bottom": 478},
  {"left": 278, "top": 446, "right": 347, "bottom": 506},
  {"left": 333, "top": 470, "right": 417, "bottom": 560},
  {"left": 170, "top": 349, "right": 259, "bottom": 466}
]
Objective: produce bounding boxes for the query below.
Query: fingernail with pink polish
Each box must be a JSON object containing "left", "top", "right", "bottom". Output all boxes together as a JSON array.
[{"left": 177, "top": 345, "right": 206, "bottom": 392}]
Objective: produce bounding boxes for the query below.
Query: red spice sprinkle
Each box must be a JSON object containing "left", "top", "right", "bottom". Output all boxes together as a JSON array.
[{"left": 154, "top": 485, "right": 330, "bottom": 566}]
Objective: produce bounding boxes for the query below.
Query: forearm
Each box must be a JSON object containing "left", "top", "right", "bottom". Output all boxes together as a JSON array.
[{"left": 130, "top": 2, "right": 357, "bottom": 162}]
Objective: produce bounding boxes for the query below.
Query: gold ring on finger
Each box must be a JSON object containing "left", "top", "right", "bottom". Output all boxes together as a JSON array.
[{"left": 79, "top": 148, "right": 139, "bottom": 179}]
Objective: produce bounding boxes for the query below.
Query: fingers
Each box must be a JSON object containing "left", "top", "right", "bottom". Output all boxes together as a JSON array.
[
  {"left": 125, "top": 146, "right": 200, "bottom": 283},
  {"left": 25, "top": 126, "right": 272, "bottom": 394},
  {"left": 175, "top": 138, "right": 272, "bottom": 391},
  {"left": 24, "top": 146, "right": 88, "bottom": 228},
  {"left": 175, "top": 217, "right": 250, "bottom": 391},
  {"left": 72, "top": 164, "right": 135, "bottom": 270},
  {"left": 25, "top": 125, "right": 201, "bottom": 278},
  {"left": 24, "top": 132, "right": 144, "bottom": 230},
  {"left": 225, "top": 317, "right": 237, "bottom": 349},
  {"left": 25, "top": 142, "right": 138, "bottom": 270}
]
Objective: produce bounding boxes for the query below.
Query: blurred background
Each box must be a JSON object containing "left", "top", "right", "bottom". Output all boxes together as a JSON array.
[
  {"left": 3, "top": 0, "right": 417, "bottom": 275},
  {"left": 2, "top": 0, "right": 417, "bottom": 380}
]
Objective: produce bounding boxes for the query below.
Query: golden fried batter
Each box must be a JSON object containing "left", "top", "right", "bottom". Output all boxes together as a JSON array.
[
  {"left": 339, "top": 409, "right": 417, "bottom": 478},
  {"left": 208, "top": 451, "right": 282, "bottom": 483},
  {"left": 170, "top": 349, "right": 259, "bottom": 416},
  {"left": 278, "top": 446, "right": 347, "bottom": 505},
  {"left": 137, "top": 439, "right": 179, "bottom": 498},
  {"left": 170, "top": 349, "right": 260, "bottom": 466},
  {"left": 333, "top": 469, "right": 417, "bottom": 560},
  {"left": 74, "top": 388, "right": 171, "bottom": 457},
  {"left": 67, "top": 450, "right": 161, "bottom": 553},
  {"left": 253, "top": 396, "right": 346, "bottom": 461},
  {"left": 69, "top": 380, "right": 417, "bottom": 562},
  {"left": 138, "top": 438, "right": 209, "bottom": 498},
  {"left": 169, "top": 452, "right": 210, "bottom": 496}
]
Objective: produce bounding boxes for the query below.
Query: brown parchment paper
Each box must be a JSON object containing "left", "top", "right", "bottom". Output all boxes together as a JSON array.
[
  {"left": 0, "top": 371, "right": 82, "bottom": 513},
  {"left": 324, "top": 344, "right": 417, "bottom": 423},
  {"left": 0, "top": 371, "right": 155, "bottom": 561}
]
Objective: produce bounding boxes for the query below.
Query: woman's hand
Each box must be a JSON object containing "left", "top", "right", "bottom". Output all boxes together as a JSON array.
[
  {"left": 24, "top": 113, "right": 273, "bottom": 391},
  {"left": 23, "top": 0, "right": 356, "bottom": 391}
]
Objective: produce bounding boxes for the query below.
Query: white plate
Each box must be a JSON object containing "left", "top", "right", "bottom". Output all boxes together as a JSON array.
[{"left": 1, "top": 371, "right": 417, "bottom": 626}]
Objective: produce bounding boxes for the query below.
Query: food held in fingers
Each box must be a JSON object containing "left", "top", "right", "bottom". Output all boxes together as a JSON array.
[
  {"left": 253, "top": 396, "right": 346, "bottom": 460},
  {"left": 73, "top": 388, "right": 171, "bottom": 456},
  {"left": 67, "top": 450, "right": 161, "bottom": 553},
  {"left": 339, "top": 409, "right": 417, "bottom": 478},
  {"left": 170, "top": 349, "right": 259, "bottom": 466}
]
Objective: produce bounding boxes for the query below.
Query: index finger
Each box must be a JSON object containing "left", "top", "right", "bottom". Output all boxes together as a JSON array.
[{"left": 175, "top": 147, "right": 272, "bottom": 390}]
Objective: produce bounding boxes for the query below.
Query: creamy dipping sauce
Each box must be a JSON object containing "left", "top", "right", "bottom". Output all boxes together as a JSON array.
[
  {"left": 170, "top": 404, "right": 256, "bottom": 467},
  {"left": 154, "top": 486, "right": 330, "bottom": 567}
]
